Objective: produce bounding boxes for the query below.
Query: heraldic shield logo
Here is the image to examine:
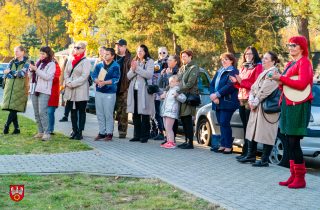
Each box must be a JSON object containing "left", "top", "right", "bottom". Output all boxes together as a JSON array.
[{"left": 10, "top": 185, "right": 24, "bottom": 202}]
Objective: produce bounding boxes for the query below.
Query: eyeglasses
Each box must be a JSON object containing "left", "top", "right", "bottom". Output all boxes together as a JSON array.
[
  {"left": 158, "top": 52, "right": 167, "bottom": 55},
  {"left": 286, "top": 44, "right": 299, "bottom": 48},
  {"left": 245, "top": 53, "right": 253, "bottom": 55},
  {"left": 74, "top": 46, "right": 83, "bottom": 50},
  {"left": 221, "top": 58, "right": 229, "bottom": 62}
]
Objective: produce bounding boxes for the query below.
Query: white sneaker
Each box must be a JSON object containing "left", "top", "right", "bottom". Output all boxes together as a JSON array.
[
  {"left": 42, "top": 134, "right": 51, "bottom": 141},
  {"left": 33, "top": 133, "right": 44, "bottom": 139}
]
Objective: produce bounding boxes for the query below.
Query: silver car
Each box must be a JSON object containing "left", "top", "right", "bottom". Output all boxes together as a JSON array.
[{"left": 195, "top": 78, "right": 320, "bottom": 167}]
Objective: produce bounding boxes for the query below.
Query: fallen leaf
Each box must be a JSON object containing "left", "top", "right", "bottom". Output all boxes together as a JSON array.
[
  {"left": 58, "top": 183, "right": 61, "bottom": 185},
  {"left": 39, "top": 185, "right": 41, "bottom": 187},
  {"left": 95, "top": 152, "right": 100, "bottom": 156},
  {"left": 26, "top": 142, "right": 30, "bottom": 144},
  {"left": 94, "top": 146, "right": 97, "bottom": 148},
  {"left": 50, "top": 181, "right": 55, "bottom": 183},
  {"left": 115, "top": 176, "right": 119, "bottom": 180},
  {"left": 174, "top": 190, "right": 177, "bottom": 193},
  {"left": 66, "top": 207, "right": 69, "bottom": 209},
  {"left": 49, "top": 207, "right": 51, "bottom": 209},
  {"left": 84, "top": 205, "right": 90, "bottom": 208},
  {"left": 160, "top": 185, "right": 163, "bottom": 188},
  {"left": 156, "top": 184, "right": 159, "bottom": 187}
]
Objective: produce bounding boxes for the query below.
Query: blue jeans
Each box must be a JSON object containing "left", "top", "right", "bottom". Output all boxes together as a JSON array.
[
  {"left": 216, "top": 109, "right": 236, "bottom": 148},
  {"left": 151, "top": 100, "right": 164, "bottom": 133},
  {"left": 47, "top": 106, "right": 57, "bottom": 133}
]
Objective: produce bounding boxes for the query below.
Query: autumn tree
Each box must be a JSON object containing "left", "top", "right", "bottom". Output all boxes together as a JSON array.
[
  {"left": 0, "top": 2, "right": 30, "bottom": 56},
  {"left": 62, "top": 0, "right": 106, "bottom": 55}
]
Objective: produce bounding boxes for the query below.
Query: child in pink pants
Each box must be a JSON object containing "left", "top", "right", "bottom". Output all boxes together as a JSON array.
[{"left": 160, "top": 75, "right": 186, "bottom": 148}]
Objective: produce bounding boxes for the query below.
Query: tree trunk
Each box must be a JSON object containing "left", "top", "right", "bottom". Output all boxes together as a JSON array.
[
  {"left": 222, "top": 21, "right": 235, "bottom": 54},
  {"left": 173, "top": 33, "right": 181, "bottom": 56},
  {"left": 298, "top": 17, "right": 313, "bottom": 73},
  {"left": 65, "top": 10, "right": 72, "bottom": 48}
]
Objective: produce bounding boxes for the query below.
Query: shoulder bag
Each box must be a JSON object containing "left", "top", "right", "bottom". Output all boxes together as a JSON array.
[
  {"left": 181, "top": 71, "right": 201, "bottom": 106},
  {"left": 69, "top": 57, "right": 93, "bottom": 86},
  {"left": 142, "top": 63, "right": 159, "bottom": 94}
]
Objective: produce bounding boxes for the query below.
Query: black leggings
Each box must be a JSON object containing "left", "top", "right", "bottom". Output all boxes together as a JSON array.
[
  {"left": 67, "top": 100, "right": 87, "bottom": 131},
  {"left": 6, "top": 110, "right": 19, "bottom": 129},
  {"left": 287, "top": 135, "right": 304, "bottom": 164},
  {"left": 239, "top": 101, "right": 251, "bottom": 155},
  {"left": 181, "top": 115, "right": 193, "bottom": 143}
]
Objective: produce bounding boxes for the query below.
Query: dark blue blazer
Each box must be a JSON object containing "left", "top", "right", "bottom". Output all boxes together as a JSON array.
[{"left": 210, "top": 66, "right": 240, "bottom": 110}]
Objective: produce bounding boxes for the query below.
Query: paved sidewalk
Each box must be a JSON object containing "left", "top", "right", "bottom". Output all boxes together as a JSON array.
[{"left": 1, "top": 96, "right": 320, "bottom": 209}]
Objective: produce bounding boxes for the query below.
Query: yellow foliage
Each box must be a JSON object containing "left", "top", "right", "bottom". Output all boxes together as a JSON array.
[
  {"left": 0, "top": 2, "right": 30, "bottom": 56},
  {"left": 62, "top": 0, "right": 106, "bottom": 56}
]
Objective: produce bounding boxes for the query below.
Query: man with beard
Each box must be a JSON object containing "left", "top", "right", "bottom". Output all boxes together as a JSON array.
[{"left": 114, "top": 39, "right": 133, "bottom": 138}]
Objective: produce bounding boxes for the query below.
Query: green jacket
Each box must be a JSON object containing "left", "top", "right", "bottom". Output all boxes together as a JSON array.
[
  {"left": 165, "top": 59, "right": 200, "bottom": 116},
  {"left": 2, "top": 58, "right": 30, "bottom": 113}
]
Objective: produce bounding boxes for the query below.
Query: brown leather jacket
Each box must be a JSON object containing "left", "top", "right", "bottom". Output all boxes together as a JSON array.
[{"left": 119, "top": 49, "right": 133, "bottom": 93}]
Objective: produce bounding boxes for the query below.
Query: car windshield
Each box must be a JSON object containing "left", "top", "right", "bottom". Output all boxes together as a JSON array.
[
  {"left": 312, "top": 84, "right": 320, "bottom": 107},
  {"left": 198, "top": 72, "right": 210, "bottom": 95}
]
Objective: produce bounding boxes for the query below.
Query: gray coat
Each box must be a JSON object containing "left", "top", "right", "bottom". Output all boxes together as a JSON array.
[
  {"left": 160, "top": 86, "right": 187, "bottom": 119},
  {"left": 63, "top": 57, "right": 92, "bottom": 105},
  {"left": 127, "top": 58, "right": 155, "bottom": 115}
]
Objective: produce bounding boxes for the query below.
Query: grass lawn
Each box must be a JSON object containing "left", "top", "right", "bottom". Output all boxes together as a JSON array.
[
  {"left": 0, "top": 174, "right": 223, "bottom": 210},
  {"left": 0, "top": 108, "right": 92, "bottom": 155}
]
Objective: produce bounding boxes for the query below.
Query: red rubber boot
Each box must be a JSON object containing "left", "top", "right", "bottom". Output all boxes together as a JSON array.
[
  {"left": 279, "top": 160, "right": 295, "bottom": 186},
  {"left": 288, "top": 162, "right": 306, "bottom": 189}
]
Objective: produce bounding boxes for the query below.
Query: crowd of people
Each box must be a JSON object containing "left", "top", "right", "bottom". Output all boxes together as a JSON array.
[{"left": 1, "top": 36, "right": 313, "bottom": 189}]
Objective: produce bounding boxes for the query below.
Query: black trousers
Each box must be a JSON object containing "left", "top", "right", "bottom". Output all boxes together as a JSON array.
[
  {"left": 67, "top": 100, "right": 87, "bottom": 131},
  {"left": 287, "top": 135, "right": 304, "bottom": 164},
  {"left": 6, "top": 110, "right": 19, "bottom": 129},
  {"left": 239, "top": 100, "right": 251, "bottom": 156},
  {"left": 133, "top": 90, "right": 150, "bottom": 140},
  {"left": 173, "top": 119, "right": 178, "bottom": 138},
  {"left": 64, "top": 104, "right": 71, "bottom": 118},
  {"left": 181, "top": 115, "right": 193, "bottom": 143}
]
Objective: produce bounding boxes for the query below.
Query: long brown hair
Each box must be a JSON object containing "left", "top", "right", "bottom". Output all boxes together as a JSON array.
[
  {"left": 241, "top": 46, "right": 261, "bottom": 68},
  {"left": 169, "top": 54, "right": 181, "bottom": 68}
]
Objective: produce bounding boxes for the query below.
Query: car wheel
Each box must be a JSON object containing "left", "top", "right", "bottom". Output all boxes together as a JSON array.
[
  {"left": 269, "top": 132, "right": 290, "bottom": 167},
  {"left": 197, "top": 118, "right": 212, "bottom": 146}
]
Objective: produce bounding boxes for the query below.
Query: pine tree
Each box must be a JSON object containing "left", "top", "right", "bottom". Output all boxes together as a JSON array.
[{"left": 20, "top": 25, "right": 43, "bottom": 53}]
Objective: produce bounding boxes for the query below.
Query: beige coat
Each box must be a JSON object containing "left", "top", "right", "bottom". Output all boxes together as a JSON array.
[
  {"left": 127, "top": 58, "right": 155, "bottom": 115},
  {"left": 245, "top": 66, "right": 280, "bottom": 146},
  {"left": 63, "top": 57, "right": 91, "bottom": 104}
]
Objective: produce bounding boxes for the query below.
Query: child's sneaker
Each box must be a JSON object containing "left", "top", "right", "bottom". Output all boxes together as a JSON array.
[
  {"left": 94, "top": 133, "right": 105, "bottom": 141},
  {"left": 161, "top": 142, "right": 170, "bottom": 148},
  {"left": 105, "top": 134, "right": 113, "bottom": 141},
  {"left": 164, "top": 142, "right": 176, "bottom": 149}
]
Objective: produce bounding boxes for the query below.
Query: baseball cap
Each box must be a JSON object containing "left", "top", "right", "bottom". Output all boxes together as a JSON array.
[{"left": 115, "top": 39, "right": 127, "bottom": 46}]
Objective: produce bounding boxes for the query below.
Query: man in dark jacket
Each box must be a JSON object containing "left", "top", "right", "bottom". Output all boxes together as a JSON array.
[{"left": 114, "top": 39, "right": 133, "bottom": 138}]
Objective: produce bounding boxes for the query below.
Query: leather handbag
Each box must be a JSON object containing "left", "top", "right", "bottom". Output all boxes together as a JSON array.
[
  {"left": 145, "top": 79, "right": 159, "bottom": 94},
  {"left": 185, "top": 93, "right": 201, "bottom": 106},
  {"left": 261, "top": 87, "right": 281, "bottom": 124}
]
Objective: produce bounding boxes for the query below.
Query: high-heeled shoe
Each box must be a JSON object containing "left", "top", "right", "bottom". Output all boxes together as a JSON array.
[
  {"left": 213, "top": 148, "right": 225, "bottom": 153},
  {"left": 237, "top": 156, "right": 256, "bottom": 163}
]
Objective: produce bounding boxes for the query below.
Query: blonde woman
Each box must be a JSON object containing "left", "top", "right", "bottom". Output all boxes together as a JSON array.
[{"left": 64, "top": 41, "right": 92, "bottom": 140}]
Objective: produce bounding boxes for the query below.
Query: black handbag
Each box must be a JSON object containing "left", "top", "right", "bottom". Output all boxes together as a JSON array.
[
  {"left": 145, "top": 79, "right": 159, "bottom": 94},
  {"left": 185, "top": 93, "right": 201, "bottom": 106},
  {"left": 261, "top": 87, "right": 281, "bottom": 124},
  {"left": 88, "top": 75, "right": 93, "bottom": 86}
]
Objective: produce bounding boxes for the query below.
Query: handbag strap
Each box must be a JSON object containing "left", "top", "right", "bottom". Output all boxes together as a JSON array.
[
  {"left": 69, "top": 57, "right": 85, "bottom": 77},
  {"left": 261, "top": 104, "right": 281, "bottom": 124}
]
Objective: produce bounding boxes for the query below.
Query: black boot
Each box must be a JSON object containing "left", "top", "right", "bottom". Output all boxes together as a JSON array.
[
  {"left": 3, "top": 124, "right": 9, "bottom": 134},
  {"left": 11, "top": 128, "right": 20, "bottom": 135},
  {"left": 129, "top": 137, "right": 140, "bottom": 142},
  {"left": 69, "top": 129, "right": 77, "bottom": 139},
  {"left": 76, "top": 130, "right": 83, "bottom": 140},
  {"left": 238, "top": 140, "right": 257, "bottom": 163},
  {"left": 252, "top": 144, "right": 273, "bottom": 167},
  {"left": 180, "top": 138, "right": 194, "bottom": 149}
]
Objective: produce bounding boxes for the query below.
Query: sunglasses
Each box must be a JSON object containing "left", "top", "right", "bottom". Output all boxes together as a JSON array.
[
  {"left": 158, "top": 52, "right": 167, "bottom": 55},
  {"left": 286, "top": 44, "right": 299, "bottom": 48},
  {"left": 74, "top": 46, "right": 83, "bottom": 50}
]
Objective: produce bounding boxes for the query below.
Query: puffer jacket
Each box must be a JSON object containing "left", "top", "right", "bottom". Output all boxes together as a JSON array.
[
  {"left": 234, "top": 64, "right": 263, "bottom": 100},
  {"left": 160, "top": 86, "right": 187, "bottom": 119}
]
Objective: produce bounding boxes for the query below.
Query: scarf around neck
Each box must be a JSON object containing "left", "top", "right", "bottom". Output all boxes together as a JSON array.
[
  {"left": 72, "top": 53, "right": 85, "bottom": 67},
  {"left": 33, "top": 57, "right": 52, "bottom": 96}
]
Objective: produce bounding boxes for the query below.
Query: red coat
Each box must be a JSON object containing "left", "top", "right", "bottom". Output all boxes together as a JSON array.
[
  {"left": 234, "top": 64, "right": 263, "bottom": 100},
  {"left": 279, "top": 57, "right": 313, "bottom": 106},
  {"left": 48, "top": 62, "right": 61, "bottom": 107}
]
